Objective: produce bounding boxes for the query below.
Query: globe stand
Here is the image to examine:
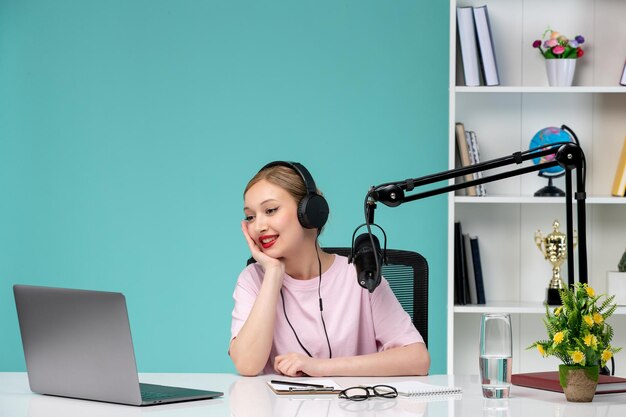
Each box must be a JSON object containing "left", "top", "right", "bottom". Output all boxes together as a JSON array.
[{"left": 535, "top": 173, "right": 565, "bottom": 197}]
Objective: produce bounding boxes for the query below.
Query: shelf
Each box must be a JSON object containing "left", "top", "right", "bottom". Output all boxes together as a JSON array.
[
  {"left": 454, "top": 302, "right": 626, "bottom": 315},
  {"left": 454, "top": 302, "right": 545, "bottom": 314},
  {"left": 454, "top": 196, "right": 626, "bottom": 205},
  {"left": 448, "top": 0, "right": 626, "bottom": 376},
  {"left": 456, "top": 86, "right": 626, "bottom": 94}
]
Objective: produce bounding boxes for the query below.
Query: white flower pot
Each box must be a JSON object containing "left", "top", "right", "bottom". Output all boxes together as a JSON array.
[
  {"left": 545, "top": 59, "right": 577, "bottom": 87},
  {"left": 607, "top": 271, "right": 626, "bottom": 305}
]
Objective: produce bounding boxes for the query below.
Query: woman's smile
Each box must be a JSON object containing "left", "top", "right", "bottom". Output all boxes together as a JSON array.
[{"left": 259, "top": 234, "right": 278, "bottom": 249}]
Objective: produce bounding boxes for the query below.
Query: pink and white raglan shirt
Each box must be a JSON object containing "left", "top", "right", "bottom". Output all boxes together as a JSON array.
[{"left": 230, "top": 254, "right": 424, "bottom": 374}]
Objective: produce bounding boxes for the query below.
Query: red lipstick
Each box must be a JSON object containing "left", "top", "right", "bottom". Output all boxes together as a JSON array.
[{"left": 259, "top": 235, "right": 278, "bottom": 249}]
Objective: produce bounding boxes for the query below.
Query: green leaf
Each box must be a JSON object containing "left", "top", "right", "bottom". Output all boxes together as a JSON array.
[{"left": 598, "top": 295, "right": 615, "bottom": 314}]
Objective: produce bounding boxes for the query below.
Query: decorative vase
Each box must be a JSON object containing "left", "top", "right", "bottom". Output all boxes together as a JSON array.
[
  {"left": 607, "top": 271, "right": 626, "bottom": 305},
  {"left": 559, "top": 364, "right": 598, "bottom": 402},
  {"left": 545, "top": 59, "right": 577, "bottom": 87}
]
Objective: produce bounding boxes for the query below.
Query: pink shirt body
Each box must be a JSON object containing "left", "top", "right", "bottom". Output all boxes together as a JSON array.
[{"left": 230, "top": 254, "right": 424, "bottom": 374}]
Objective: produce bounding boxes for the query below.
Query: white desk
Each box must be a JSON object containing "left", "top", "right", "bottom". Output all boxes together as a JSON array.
[{"left": 2, "top": 372, "right": 626, "bottom": 417}]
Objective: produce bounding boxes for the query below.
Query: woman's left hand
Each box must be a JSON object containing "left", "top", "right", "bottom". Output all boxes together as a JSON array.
[{"left": 273, "top": 353, "right": 323, "bottom": 377}]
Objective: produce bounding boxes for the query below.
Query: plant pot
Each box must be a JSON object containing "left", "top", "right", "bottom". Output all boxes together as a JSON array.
[
  {"left": 545, "top": 59, "right": 577, "bottom": 87},
  {"left": 607, "top": 271, "right": 626, "bottom": 305},
  {"left": 559, "top": 364, "right": 598, "bottom": 402}
]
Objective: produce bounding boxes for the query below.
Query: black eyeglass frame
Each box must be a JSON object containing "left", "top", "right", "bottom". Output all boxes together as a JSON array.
[{"left": 338, "top": 385, "right": 398, "bottom": 401}]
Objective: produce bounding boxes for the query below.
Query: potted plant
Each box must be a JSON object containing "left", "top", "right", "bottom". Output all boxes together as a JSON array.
[
  {"left": 532, "top": 29, "right": 585, "bottom": 86},
  {"left": 529, "top": 283, "right": 621, "bottom": 402}
]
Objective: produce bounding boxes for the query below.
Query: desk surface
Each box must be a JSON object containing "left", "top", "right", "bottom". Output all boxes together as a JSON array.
[{"left": 2, "top": 372, "right": 626, "bottom": 417}]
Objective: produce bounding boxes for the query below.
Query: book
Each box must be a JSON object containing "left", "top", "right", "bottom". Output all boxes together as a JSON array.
[
  {"left": 512, "top": 371, "right": 626, "bottom": 394},
  {"left": 267, "top": 379, "right": 343, "bottom": 395},
  {"left": 611, "top": 136, "right": 626, "bottom": 197},
  {"left": 373, "top": 380, "right": 462, "bottom": 398},
  {"left": 621, "top": 60, "right": 626, "bottom": 86},
  {"left": 473, "top": 5, "right": 500, "bottom": 86},
  {"left": 454, "top": 222, "right": 467, "bottom": 305},
  {"left": 469, "top": 130, "right": 487, "bottom": 197},
  {"left": 456, "top": 7, "right": 481, "bottom": 86},
  {"left": 468, "top": 131, "right": 487, "bottom": 196},
  {"left": 463, "top": 234, "right": 478, "bottom": 304},
  {"left": 455, "top": 122, "right": 477, "bottom": 196},
  {"left": 470, "top": 236, "right": 486, "bottom": 304}
]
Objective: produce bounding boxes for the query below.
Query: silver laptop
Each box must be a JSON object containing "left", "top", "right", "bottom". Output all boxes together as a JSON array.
[{"left": 13, "top": 284, "right": 223, "bottom": 406}]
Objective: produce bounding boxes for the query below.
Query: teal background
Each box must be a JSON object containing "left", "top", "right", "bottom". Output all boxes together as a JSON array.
[{"left": 0, "top": 1, "right": 449, "bottom": 373}]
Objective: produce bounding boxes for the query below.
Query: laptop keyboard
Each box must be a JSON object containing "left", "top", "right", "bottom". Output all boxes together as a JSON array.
[
  {"left": 141, "top": 390, "right": 177, "bottom": 400},
  {"left": 139, "top": 382, "right": 222, "bottom": 403}
]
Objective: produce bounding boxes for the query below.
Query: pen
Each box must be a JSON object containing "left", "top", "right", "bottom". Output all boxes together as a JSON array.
[
  {"left": 288, "top": 387, "right": 335, "bottom": 392},
  {"left": 270, "top": 379, "right": 327, "bottom": 388}
]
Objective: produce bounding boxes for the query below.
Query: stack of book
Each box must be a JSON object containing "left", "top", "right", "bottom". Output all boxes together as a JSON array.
[
  {"left": 455, "top": 122, "right": 486, "bottom": 197},
  {"left": 456, "top": 5, "right": 500, "bottom": 87},
  {"left": 454, "top": 222, "right": 486, "bottom": 305}
]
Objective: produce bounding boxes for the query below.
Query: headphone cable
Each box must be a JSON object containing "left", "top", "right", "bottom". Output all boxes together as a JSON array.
[
  {"left": 280, "top": 234, "right": 332, "bottom": 359},
  {"left": 316, "top": 232, "right": 333, "bottom": 358}
]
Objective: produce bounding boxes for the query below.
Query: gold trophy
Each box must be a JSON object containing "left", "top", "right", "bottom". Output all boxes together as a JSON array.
[{"left": 535, "top": 220, "right": 577, "bottom": 305}]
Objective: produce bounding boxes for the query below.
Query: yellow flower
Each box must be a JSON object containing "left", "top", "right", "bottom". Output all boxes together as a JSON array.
[
  {"left": 602, "top": 350, "right": 613, "bottom": 362},
  {"left": 583, "top": 315, "right": 594, "bottom": 326},
  {"left": 593, "top": 312, "right": 604, "bottom": 325},
  {"left": 537, "top": 344, "right": 546, "bottom": 357},
  {"left": 571, "top": 351, "right": 585, "bottom": 364},
  {"left": 554, "top": 306, "right": 563, "bottom": 316},
  {"left": 585, "top": 286, "right": 595, "bottom": 297},
  {"left": 583, "top": 334, "right": 597, "bottom": 347},
  {"left": 553, "top": 332, "right": 564, "bottom": 344}
]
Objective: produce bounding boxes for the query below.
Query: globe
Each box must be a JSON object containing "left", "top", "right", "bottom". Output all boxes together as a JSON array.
[
  {"left": 529, "top": 126, "right": 573, "bottom": 175},
  {"left": 529, "top": 126, "right": 575, "bottom": 196}
]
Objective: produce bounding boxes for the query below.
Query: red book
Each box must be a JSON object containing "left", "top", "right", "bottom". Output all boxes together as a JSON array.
[{"left": 512, "top": 371, "right": 626, "bottom": 394}]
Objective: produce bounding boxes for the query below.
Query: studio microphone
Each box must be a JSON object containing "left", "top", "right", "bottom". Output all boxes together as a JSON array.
[{"left": 351, "top": 233, "right": 384, "bottom": 293}]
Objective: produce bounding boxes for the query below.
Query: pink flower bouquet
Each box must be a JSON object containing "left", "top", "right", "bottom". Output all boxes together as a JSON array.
[{"left": 533, "top": 29, "right": 585, "bottom": 59}]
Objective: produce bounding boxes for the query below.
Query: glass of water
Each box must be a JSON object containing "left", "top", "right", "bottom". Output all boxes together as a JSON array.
[{"left": 479, "top": 313, "right": 512, "bottom": 399}]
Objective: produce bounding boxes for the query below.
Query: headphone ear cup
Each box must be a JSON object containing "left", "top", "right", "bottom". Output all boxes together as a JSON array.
[{"left": 298, "top": 194, "right": 329, "bottom": 229}]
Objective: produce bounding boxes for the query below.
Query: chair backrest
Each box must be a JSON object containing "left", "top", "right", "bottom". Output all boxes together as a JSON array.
[
  {"left": 247, "top": 248, "right": 428, "bottom": 346},
  {"left": 324, "top": 248, "right": 428, "bottom": 346}
]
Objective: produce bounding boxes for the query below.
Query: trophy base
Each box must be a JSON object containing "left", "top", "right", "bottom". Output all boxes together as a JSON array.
[{"left": 546, "top": 288, "right": 562, "bottom": 306}]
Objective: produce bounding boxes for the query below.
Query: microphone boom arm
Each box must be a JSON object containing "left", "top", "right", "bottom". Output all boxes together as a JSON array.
[{"left": 366, "top": 142, "right": 587, "bottom": 288}]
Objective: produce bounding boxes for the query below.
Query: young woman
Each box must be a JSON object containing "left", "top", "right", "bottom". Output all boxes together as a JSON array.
[{"left": 229, "top": 161, "right": 430, "bottom": 377}]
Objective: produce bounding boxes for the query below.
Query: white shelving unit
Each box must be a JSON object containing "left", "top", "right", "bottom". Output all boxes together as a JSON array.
[{"left": 448, "top": 0, "right": 626, "bottom": 375}]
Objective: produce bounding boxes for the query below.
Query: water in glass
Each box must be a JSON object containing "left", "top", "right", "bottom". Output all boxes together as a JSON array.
[{"left": 479, "top": 355, "right": 512, "bottom": 398}]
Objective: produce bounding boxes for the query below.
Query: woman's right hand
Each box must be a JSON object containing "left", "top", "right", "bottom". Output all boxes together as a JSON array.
[{"left": 241, "top": 221, "right": 285, "bottom": 275}]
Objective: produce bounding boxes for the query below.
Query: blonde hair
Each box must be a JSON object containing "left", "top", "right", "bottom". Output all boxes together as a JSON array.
[{"left": 244, "top": 165, "right": 308, "bottom": 203}]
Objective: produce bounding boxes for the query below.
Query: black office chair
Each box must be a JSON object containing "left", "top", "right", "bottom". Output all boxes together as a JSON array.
[{"left": 246, "top": 248, "right": 428, "bottom": 346}]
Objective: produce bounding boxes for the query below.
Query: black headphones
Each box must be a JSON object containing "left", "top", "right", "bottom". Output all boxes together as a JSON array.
[{"left": 260, "top": 161, "right": 329, "bottom": 230}]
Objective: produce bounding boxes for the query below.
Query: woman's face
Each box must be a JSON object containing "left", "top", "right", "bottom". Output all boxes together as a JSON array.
[{"left": 243, "top": 179, "right": 306, "bottom": 258}]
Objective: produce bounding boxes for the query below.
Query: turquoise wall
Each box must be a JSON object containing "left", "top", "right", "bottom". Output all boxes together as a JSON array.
[{"left": 0, "top": 1, "right": 449, "bottom": 373}]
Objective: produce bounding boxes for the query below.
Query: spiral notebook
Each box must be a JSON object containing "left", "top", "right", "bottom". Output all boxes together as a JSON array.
[{"left": 383, "top": 381, "right": 462, "bottom": 398}]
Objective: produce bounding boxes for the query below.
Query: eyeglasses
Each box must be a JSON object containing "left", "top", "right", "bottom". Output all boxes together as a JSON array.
[{"left": 338, "top": 385, "right": 398, "bottom": 401}]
